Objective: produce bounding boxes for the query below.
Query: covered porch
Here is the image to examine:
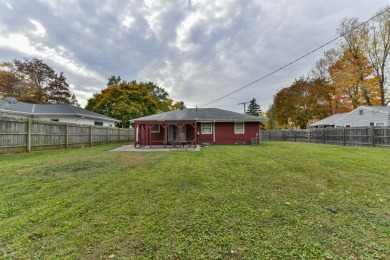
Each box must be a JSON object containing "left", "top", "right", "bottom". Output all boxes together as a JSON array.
[{"left": 133, "top": 120, "right": 198, "bottom": 148}]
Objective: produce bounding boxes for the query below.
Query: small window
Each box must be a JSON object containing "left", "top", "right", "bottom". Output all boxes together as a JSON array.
[
  {"left": 345, "top": 125, "right": 350, "bottom": 127},
  {"left": 51, "top": 119, "right": 59, "bottom": 122},
  {"left": 201, "top": 122, "right": 212, "bottom": 134},
  {"left": 235, "top": 122, "right": 245, "bottom": 134},
  {"left": 151, "top": 124, "right": 160, "bottom": 133},
  {"left": 359, "top": 110, "right": 363, "bottom": 115},
  {"left": 370, "top": 122, "right": 374, "bottom": 126},
  {"left": 94, "top": 121, "right": 103, "bottom": 126}
]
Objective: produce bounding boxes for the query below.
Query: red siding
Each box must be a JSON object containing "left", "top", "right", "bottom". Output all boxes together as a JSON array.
[
  {"left": 139, "top": 122, "right": 260, "bottom": 145},
  {"left": 151, "top": 130, "right": 165, "bottom": 145},
  {"left": 197, "top": 122, "right": 260, "bottom": 145},
  {"left": 196, "top": 122, "right": 214, "bottom": 144}
]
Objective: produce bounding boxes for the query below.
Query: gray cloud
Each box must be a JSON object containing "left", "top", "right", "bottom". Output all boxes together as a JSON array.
[{"left": 0, "top": 0, "right": 388, "bottom": 113}]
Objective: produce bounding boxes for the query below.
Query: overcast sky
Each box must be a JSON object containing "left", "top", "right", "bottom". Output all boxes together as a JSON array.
[{"left": 0, "top": 0, "right": 388, "bottom": 113}]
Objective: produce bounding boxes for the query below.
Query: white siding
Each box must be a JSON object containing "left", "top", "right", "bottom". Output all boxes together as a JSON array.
[
  {"left": 335, "top": 107, "right": 389, "bottom": 127},
  {"left": 33, "top": 116, "right": 115, "bottom": 127}
]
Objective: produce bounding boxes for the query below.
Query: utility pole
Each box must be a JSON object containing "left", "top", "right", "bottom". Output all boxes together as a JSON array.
[{"left": 238, "top": 101, "right": 250, "bottom": 114}]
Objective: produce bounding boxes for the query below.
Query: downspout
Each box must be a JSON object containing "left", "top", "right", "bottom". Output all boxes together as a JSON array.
[{"left": 213, "top": 120, "right": 216, "bottom": 143}]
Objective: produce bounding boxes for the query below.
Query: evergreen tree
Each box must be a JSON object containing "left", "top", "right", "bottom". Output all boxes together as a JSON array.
[{"left": 246, "top": 98, "right": 262, "bottom": 116}]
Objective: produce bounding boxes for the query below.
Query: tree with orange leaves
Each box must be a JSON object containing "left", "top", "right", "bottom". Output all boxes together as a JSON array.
[{"left": 329, "top": 49, "right": 381, "bottom": 109}]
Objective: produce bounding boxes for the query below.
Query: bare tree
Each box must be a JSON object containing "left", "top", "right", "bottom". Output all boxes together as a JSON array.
[{"left": 364, "top": 6, "right": 390, "bottom": 106}]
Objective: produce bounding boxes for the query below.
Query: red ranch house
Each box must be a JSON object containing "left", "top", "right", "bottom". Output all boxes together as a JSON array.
[{"left": 130, "top": 106, "right": 266, "bottom": 148}]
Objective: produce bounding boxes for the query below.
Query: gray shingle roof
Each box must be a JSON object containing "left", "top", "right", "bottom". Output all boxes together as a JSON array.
[
  {"left": 310, "top": 113, "right": 348, "bottom": 127},
  {"left": 0, "top": 100, "right": 120, "bottom": 122},
  {"left": 131, "top": 108, "right": 266, "bottom": 122}
]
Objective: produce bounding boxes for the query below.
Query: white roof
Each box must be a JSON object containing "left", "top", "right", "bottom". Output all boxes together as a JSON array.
[
  {"left": 310, "top": 113, "right": 348, "bottom": 127},
  {"left": 311, "top": 106, "right": 390, "bottom": 127}
]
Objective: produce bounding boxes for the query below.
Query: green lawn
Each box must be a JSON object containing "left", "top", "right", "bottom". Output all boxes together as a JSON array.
[{"left": 0, "top": 142, "right": 389, "bottom": 259}]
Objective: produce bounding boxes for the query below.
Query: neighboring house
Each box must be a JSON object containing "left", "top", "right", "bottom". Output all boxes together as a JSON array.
[
  {"left": 310, "top": 113, "right": 349, "bottom": 128},
  {"left": 0, "top": 97, "right": 120, "bottom": 127},
  {"left": 311, "top": 106, "right": 390, "bottom": 128},
  {"left": 130, "top": 105, "right": 266, "bottom": 147}
]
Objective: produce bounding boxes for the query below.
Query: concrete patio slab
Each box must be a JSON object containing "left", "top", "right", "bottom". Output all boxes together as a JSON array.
[{"left": 110, "top": 145, "right": 201, "bottom": 152}]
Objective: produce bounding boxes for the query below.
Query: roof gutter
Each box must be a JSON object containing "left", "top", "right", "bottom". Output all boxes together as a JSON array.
[{"left": 0, "top": 109, "right": 120, "bottom": 122}]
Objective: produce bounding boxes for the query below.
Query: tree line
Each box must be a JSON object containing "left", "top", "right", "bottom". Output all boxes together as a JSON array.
[
  {"left": 268, "top": 6, "right": 390, "bottom": 129},
  {"left": 0, "top": 58, "right": 79, "bottom": 105},
  {"left": 1, "top": 59, "right": 181, "bottom": 128}
]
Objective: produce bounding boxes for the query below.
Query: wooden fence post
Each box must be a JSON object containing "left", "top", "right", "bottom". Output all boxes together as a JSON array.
[
  {"left": 371, "top": 125, "right": 375, "bottom": 147},
  {"left": 90, "top": 126, "right": 93, "bottom": 147},
  {"left": 118, "top": 128, "right": 121, "bottom": 143},
  {"left": 27, "top": 118, "right": 32, "bottom": 152},
  {"left": 65, "top": 123, "right": 69, "bottom": 149},
  {"left": 106, "top": 127, "right": 109, "bottom": 144},
  {"left": 322, "top": 128, "right": 325, "bottom": 144},
  {"left": 342, "top": 127, "right": 346, "bottom": 146},
  {"left": 308, "top": 129, "right": 311, "bottom": 143}
]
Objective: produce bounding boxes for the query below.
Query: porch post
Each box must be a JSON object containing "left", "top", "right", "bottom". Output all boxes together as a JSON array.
[
  {"left": 148, "top": 124, "right": 152, "bottom": 148},
  {"left": 194, "top": 122, "right": 197, "bottom": 147},
  {"left": 162, "top": 123, "right": 168, "bottom": 148},
  {"left": 191, "top": 122, "right": 197, "bottom": 148},
  {"left": 134, "top": 123, "right": 137, "bottom": 148}
]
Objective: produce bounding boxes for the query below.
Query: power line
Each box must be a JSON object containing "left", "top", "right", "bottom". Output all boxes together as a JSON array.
[{"left": 200, "top": 6, "right": 390, "bottom": 108}]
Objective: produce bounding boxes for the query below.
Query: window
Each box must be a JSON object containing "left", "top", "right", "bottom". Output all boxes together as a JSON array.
[
  {"left": 151, "top": 124, "right": 160, "bottom": 133},
  {"left": 51, "top": 119, "right": 59, "bottom": 122},
  {"left": 94, "top": 121, "right": 103, "bottom": 126},
  {"left": 370, "top": 122, "right": 374, "bottom": 126},
  {"left": 201, "top": 122, "right": 212, "bottom": 134},
  {"left": 235, "top": 122, "right": 245, "bottom": 134},
  {"left": 359, "top": 109, "right": 363, "bottom": 115}
]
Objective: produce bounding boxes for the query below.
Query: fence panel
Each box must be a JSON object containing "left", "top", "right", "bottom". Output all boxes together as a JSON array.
[
  {"left": 0, "top": 117, "right": 28, "bottom": 153},
  {"left": 31, "top": 121, "right": 67, "bottom": 151},
  {"left": 262, "top": 126, "right": 390, "bottom": 148},
  {"left": 373, "top": 127, "right": 390, "bottom": 147},
  {"left": 0, "top": 117, "right": 134, "bottom": 154},
  {"left": 345, "top": 127, "right": 371, "bottom": 147},
  {"left": 324, "top": 128, "right": 344, "bottom": 145}
]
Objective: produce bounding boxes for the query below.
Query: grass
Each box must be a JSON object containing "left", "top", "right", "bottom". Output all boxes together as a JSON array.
[{"left": 0, "top": 142, "right": 389, "bottom": 259}]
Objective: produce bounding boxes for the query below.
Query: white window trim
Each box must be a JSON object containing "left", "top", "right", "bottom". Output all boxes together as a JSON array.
[
  {"left": 151, "top": 124, "right": 160, "bottom": 133},
  {"left": 234, "top": 122, "right": 245, "bottom": 134},
  {"left": 201, "top": 122, "right": 213, "bottom": 134}
]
